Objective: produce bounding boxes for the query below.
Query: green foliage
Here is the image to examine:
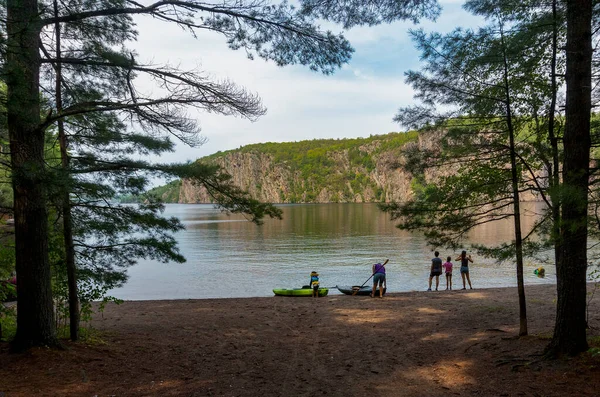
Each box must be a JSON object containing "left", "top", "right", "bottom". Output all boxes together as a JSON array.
[
  {"left": 52, "top": 255, "right": 122, "bottom": 340},
  {"left": 210, "top": 132, "right": 418, "bottom": 163},
  {"left": 147, "top": 180, "right": 181, "bottom": 203},
  {"left": 0, "top": 183, "right": 11, "bottom": 208},
  {"left": 0, "top": 243, "right": 14, "bottom": 279},
  {"left": 0, "top": 301, "right": 16, "bottom": 341},
  {"left": 299, "top": 0, "right": 441, "bottom": 28},
  {"left": 117, "top": 180, "right": 183, "bottom": 204},
  {"left": 0, "top": 281, "right": 15, "bottom": 301},
  {"left": 0, "top": 276, "right": 16, "bottom": 341},
  {"left": 589, "top": 335, "right": 600, "bottom": 357},
  {"left": 0, "top": 82, "right": 12, "bottom": 211}
]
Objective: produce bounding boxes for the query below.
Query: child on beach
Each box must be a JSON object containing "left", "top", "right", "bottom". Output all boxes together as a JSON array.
[
  {"left": 310, "top": 271, "right": 320, "bottom": 298},
  {"left": 443, "top": 256, "right": 453, "bottom": 290}
]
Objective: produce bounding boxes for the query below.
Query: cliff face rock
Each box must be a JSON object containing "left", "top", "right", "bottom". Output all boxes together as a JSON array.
[
  {"left": 172, "top": 130, "right": 541, "bottom": 204},
  {"left": 178, "top": 135, "right": 420, "bottom": 204},
  {"left": 370, "top": 150, "right": 413, "bottom": 202},
  {"left": 179, "top": 152, "right": 300, "bottom": 203}
]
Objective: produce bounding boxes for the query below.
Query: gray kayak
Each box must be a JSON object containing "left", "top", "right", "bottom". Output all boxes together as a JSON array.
[{"left": 336, "top": 285, "right": 386, "bottom": 296}]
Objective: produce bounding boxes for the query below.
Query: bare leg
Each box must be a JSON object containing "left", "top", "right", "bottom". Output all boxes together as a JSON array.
[
  {"left": 379, "top": 281, "right": 383, "bottom": 298},
  {"left": 371, "top": 284, "right": 376, "bottom": 297},
  {"left": 428, "top": 276, "right": 433, "bottom": 290},
  {"left": 435, "top": 275, "right": 439, "bottom": 291},
  {"left": 449, "top": 275, "right": 452, "bottom": 290},
  {"left": 461, "top": 272, "right": 466, "bottom": 289},
  {"left": 445, "top": 274, "right": 449, "bottom": 290},
  {"left": 466, "top": 272, "right": 472, "bottom": 289}
]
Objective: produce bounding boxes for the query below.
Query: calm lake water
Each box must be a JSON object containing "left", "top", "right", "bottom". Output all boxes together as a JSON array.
[{"left": 112, "top": 203, "right": 557, "bottom": 300}]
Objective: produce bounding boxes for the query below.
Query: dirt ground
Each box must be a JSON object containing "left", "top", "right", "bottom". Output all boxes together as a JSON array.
[{"left": 1, "top": 284, "right": 600, "bottom": 397}]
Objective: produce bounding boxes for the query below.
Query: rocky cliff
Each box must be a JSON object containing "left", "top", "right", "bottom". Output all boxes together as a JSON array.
[{"left": 178, "top": 132, "right": 420, "bottom": 204}]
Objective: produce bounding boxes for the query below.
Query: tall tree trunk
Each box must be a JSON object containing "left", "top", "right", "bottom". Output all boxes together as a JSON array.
[
  {"left": 500, "top": 22, "right": 527, "bottom": 336},
  {"left": 549, "top": 0, "right": 592, "bottom": 356},
  {"left": 54, "top": 0, "right": 80, "bottom": 341},
  {"left": 7, "top": 0, "right": 57, "bottom": 349},
  {"left": 548, "top": 0, "right": 561, "bottom": 268}
]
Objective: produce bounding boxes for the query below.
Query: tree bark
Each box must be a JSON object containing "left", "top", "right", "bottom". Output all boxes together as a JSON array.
[
  {"left": 54, "top": 0, "right": 80, "bottom": 341},
  {"left": 500, "top": 22, "right": 527, "bottom": 337},
  {"left": 7, "top": 0, "right": 57, "bottom": 349},
  {"left": 548, "top": 0, "right": 592, "bottom": 356},
  {"left": 548, "top": 0, "right": 561, "bottom": 270}
]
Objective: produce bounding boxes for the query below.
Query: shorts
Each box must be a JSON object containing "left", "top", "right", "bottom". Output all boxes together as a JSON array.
[
  {"left": 445, "top": 271, "right": 452, "bottom": 276},
  {"left": 460, "top": 266, "right": 469, "bottom": 273},
  {"left": 312, "top": 284, "right": 319, "bottom": 291},
  {"left": 430, "top": 270, "right": 442, "bottom": 277},
  {"left": 373, "top": 273, "right": 385, "bottom": 285}
]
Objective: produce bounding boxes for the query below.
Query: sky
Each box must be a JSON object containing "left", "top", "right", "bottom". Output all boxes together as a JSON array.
[{"left": 131, "top": 1, "right": 483, "bottom": 165}]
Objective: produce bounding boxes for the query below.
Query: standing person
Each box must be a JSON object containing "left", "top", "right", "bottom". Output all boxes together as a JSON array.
[
  {"left": 310, "top": 271, "right": 320, "bottom": 298},
  {"left": 371, "top": 259, "right": 389, "bottom": 298},
  {"left": 455, "top": 250, "right": 474, "bottom": 290},
  {"left": 428, "top": 251, "right": 443, "bottom": 291},
  {"left": 442, "top": 256, "right": 453, "bottom": 290}
]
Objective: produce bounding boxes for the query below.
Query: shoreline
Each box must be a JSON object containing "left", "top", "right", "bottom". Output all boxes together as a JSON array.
[{"left": 110, "top": 281, "right": 560, "bottom": 302}]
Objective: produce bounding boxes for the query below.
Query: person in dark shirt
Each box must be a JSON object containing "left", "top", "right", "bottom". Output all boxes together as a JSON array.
[{"left": 428, "top": 251, "right": 443, "bottom": 291}]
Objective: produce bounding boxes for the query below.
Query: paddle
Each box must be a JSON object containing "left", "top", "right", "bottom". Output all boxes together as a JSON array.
[
  {"left": 303, "top": 285, "right": 337, "bottom": 289},
  {"left": 352, "top": 259, "right": 389, "bottom": 296}
]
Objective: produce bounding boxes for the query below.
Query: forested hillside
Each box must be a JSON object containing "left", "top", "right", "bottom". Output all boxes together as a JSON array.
[{"left": 151, "top": 131, "right": 421, "bottom": 203}]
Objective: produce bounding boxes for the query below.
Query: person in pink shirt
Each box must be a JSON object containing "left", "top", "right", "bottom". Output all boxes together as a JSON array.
[{"left": 442, "top": 256, "right": 453, "bottom": 290}]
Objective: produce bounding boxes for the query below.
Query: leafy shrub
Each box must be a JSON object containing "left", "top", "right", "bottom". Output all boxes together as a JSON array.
[
  {"left": 0, "top": 282, "right": 16, "bottom": 341},
  {"left": 53, "top": 273, "right": 123, "bottom": 339}
]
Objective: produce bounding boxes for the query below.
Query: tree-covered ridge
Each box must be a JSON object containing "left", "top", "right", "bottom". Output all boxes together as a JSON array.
[
  {"left": 174, "top": 131, "right": 419, "bottom": 203},
  {"left": 147, "top": 181, "right": 182, "bottom": 203},
  {"left": 208, "top": 131, "right": 418, "bottom": 165}
]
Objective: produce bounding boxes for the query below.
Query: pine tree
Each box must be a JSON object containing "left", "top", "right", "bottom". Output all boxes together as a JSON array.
[
  {"left": 547, "top": 0, "right": 592, "bottom": 357},
  {"left": 3, "top": 0, "right": 441, "bottom": 349},
  {"left": 381, "top": 0, "right": 566, "bottom": 337}
]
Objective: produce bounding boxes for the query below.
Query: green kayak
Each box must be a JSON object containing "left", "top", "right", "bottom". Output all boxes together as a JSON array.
[{"left": 273, "top": 287, "right": 329, "bottom": 297}]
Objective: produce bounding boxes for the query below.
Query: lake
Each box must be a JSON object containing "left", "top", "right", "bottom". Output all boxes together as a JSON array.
[{"left": 112, "top": 203, "right": 557, "bottom": 300}]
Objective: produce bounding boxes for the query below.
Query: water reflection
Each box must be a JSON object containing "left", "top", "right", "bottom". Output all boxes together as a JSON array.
[
  {"left": 467, "top": 201, "right": 545, "bottom": 245},
  {"left": 114, "top": 203, "right": 557, "bottom": 300}
]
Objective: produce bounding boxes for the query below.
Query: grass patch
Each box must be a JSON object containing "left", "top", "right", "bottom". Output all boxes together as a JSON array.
[
  {"left": 56, "top": 326, "right": 107, "bottom": 345},
  {"left": 534, "top": 332, "right": 553, "bottom": 340},
  {"left": 588, "top": 335, "right": 600, "bottom": 343},
  {"left": 528, "top": 298, "right": 549, "bottom": 305},
  {"left": 588, "top": 335, "right": 600, "bottom": 348}
]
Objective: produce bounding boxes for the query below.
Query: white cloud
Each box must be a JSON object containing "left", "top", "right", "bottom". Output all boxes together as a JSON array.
[{"left": 128, "top": 1, "right": 482, "bottom": 168}]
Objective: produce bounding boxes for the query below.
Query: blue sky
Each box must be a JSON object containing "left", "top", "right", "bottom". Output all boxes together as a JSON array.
[{"left": 133, "top": 1, "right": 483, "bottom": 164}]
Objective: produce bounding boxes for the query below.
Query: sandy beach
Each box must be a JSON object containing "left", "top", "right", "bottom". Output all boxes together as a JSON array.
[{"left": 1, "top": 284, "right": 600, "bottom": 396}]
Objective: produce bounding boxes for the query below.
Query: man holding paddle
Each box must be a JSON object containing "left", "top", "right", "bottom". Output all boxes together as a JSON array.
[{"left": 371, "top": 259, "right": 389, "bottom": 298}]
